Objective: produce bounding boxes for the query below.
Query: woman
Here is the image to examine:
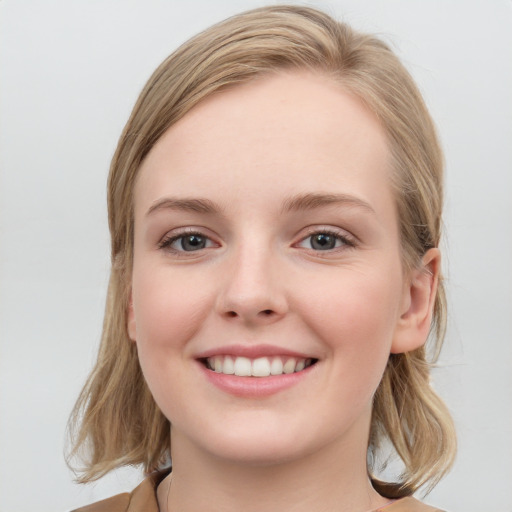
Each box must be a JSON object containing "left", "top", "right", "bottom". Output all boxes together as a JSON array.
[{"left": 68, "top": 6, "right": 456, "bottom": 511}]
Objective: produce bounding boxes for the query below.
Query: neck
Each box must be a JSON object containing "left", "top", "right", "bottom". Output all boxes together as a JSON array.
[{"left": 163, "top": 427, "right": 388, "bottom": 512}]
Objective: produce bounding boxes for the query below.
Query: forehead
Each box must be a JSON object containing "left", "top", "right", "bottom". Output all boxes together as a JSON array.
[{"left": 136, "top": 70, "right": 393, "bottom": 220}]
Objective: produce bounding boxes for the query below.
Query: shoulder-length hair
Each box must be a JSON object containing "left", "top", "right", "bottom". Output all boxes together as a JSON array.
[{"left": 68, "top": 5, "right": 456, "bottom": 498}]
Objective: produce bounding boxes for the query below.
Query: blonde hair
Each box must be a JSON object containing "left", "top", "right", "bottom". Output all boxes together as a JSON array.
[{"left": 68, "top": 5, "right": 456, "bottom": 497}]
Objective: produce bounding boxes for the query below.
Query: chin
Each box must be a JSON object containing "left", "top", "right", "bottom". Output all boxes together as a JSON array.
[{"left": 186, "top": 418, "right": 326, "bottom": 468}]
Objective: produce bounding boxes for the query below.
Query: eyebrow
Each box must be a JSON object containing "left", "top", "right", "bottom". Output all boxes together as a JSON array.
[
  {"left": 146, "top": 197, "right": 221, "bottom": 216},
  {"left": 281, "top": 193, "right": 375, "bottom": 215},
  {"left": 146, "top": 192, "right": 375, "bottom": 217}
]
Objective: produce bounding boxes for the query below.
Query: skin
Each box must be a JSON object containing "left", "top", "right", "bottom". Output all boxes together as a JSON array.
[{"left": 128, "top": 70, "right": 440, "bottom": 512}]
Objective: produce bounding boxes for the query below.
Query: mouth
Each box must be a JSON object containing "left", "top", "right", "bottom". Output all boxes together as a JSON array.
[{"left": 200, "top": 355, "right": 318, "bottom": 377}]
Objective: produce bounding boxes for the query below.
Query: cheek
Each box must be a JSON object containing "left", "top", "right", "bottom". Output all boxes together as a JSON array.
[
  {"left": 297, "top": 265, "right": 403, "bottom": 381},
  {"left": 133, "top": 267, "right": 204, "bottom": 340},
  {"left": 130, "top": 268, "right": 215, "bottom": 419}
]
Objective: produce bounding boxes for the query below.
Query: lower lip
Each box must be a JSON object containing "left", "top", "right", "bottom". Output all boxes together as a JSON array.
[{"left": 198, "top": 362, "right": 316, "bottom": 398}]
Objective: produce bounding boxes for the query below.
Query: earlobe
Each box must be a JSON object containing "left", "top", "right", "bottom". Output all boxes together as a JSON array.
[
  {"left": 391, "top": 248, "right": 440, "bottom": 354},
  {"left": 127, "top": 291, "right": 137, "bottom": 342}
]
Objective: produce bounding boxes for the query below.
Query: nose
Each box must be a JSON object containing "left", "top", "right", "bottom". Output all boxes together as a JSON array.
[{"left": 215, "top": 243, "right": 288, "bottom": 325}]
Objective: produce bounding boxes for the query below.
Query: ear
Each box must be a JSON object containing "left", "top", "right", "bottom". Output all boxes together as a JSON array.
[
  {"left": 391, "top": 248, "right": 441, "bottom": 354},
  {"left": 127, "top": 289, "right": 137, "bottom": 342}
]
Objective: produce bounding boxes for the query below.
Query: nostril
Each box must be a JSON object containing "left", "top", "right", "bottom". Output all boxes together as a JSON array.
[{"left": 222, "top": 308, "right": 281, "bottom": 320}]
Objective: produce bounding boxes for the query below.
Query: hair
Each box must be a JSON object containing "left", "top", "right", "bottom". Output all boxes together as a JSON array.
[{"left": 68, "top": 5, "right": 456, "bottom": 497}]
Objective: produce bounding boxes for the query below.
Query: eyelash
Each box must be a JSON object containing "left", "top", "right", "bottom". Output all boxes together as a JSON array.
[
  {"left": 296, "top": 228, "right": 356, "bottom": 252},
  {"left": 157, "top": 228, "right": 356, "bottom": 256},
  {"left": 158, "top": 229, "right": 217, "bottom": 254}
]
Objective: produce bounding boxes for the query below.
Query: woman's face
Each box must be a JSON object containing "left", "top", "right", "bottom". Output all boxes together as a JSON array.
[{"left": 129, "top": 71, "right": 422, "bottom": 465}]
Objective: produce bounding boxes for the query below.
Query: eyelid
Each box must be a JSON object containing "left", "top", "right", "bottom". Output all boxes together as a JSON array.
[
  {"left": 294, "top": 226, "right": 357, "bottom": 251},
  {"left": 156, "top": 225, "right": 356, "bottom": 256},
  {"left": 158, "top": 227, "right": 220, "bottom": 253}
]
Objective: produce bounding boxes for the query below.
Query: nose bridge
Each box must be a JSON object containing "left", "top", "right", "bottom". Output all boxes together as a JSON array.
[{"left": 217, "top": 234, "right": 287, "bottom": 322}]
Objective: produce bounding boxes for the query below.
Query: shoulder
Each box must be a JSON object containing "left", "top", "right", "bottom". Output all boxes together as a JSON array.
[
  {"left": 382, "top": 497, "right": 446, "bottom": 512},
  {"left": 71, "top": 471, "right": 166, "bottom": 512},
  {"left": 71, "top": 492, "right": 130, "bottom": 512}
]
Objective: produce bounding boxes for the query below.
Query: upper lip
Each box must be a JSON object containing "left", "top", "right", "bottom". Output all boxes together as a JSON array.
[{"left": 195, "top": 344, "right": 316, "bottom": 360}]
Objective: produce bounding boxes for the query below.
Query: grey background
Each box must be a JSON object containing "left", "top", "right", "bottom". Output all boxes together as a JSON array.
[{"left": 1, "top": 1, "right": 511, "bottom": 511}]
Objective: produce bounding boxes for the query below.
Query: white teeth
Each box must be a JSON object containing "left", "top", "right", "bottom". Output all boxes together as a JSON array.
[
  {"left": 270, "top": 357, "right": 283, "bottom": 375},
  {"left": 252, "top": 357, "right": 271, "bottom": 377},
  {"left": 295, "top": 359, "right": 305, "bottom": 372},
  {"left": 234, "top": 356, "right": 252, "bottom": 376},
  {"left": 206, "top": 355, "right": 313, "bottom": 377},
  {"left": 223, "top": 355, "right": 235, "bottom": 374},
  {"left": 283, "top": 357, "right": 296, "bottom": 374}
]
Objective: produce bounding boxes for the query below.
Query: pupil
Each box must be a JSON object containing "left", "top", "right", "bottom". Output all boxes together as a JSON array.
[
  {"left": 181, "top": 235, "right": 206, "bottom": 251},
  {"left": 311, "top": 234, "right": 335, "bottom": 250}
]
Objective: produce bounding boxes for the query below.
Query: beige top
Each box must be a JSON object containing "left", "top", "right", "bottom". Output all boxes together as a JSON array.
[{"left": 72, "top": 472, "right": 445, "bottom": 512}]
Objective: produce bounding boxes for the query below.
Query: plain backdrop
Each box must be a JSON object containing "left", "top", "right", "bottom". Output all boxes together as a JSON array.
[{"left": 1, "top": 1, "right": 511, "bottom": 511}]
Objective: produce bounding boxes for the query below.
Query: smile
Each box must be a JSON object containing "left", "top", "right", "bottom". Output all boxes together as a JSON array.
[{"left": 204, "top": 355, "right": 317, "bottom": 377}]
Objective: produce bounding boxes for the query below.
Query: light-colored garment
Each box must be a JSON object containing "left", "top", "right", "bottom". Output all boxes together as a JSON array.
[{"left": 71, "top": 472, "right": 445, "bottom": 512}]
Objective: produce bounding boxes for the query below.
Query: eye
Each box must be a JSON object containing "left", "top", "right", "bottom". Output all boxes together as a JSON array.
[
  {"left": 297, "top": 230, "right": 354, "bottom": 251},
  {"left": 159, "top": 231, "right": 216, "bottom": 252}
]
